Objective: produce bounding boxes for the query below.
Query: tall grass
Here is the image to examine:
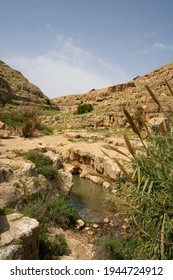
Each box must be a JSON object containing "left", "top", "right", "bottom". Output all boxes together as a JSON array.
[{"left": 107, "top": 83, "right": 173, "bottom": 259}]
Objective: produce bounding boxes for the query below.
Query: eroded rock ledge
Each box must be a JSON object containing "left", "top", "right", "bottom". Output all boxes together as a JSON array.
[{"left": 0, "top": 213, "right": 39, "bottom": 260}]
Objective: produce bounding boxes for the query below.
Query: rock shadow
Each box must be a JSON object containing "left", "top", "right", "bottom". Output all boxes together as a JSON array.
[{"left": 0, "top": 214, "right": 10, "bottom": 234}]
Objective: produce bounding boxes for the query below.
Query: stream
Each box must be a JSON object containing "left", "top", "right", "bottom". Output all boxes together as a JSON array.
[{"left": 70, "top": 175, "right": 117, "bottom": 222}]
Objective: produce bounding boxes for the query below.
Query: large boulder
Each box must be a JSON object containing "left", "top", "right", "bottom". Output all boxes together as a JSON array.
[
  {"left": 58, "top": 169, "right": 73, "bottom": 194},
  {"left": 0, "top": 213, "right": 39, "bottom": 259},
  {"left": 21, "top": 162, "right": 37, "bottom": 177},
  {"left": 148, "top": 117, "right": 170, "bottom": 132}
]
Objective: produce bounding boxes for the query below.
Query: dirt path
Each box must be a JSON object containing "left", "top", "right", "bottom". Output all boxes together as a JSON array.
[{"left": 50, "top": 227, "right": 97, "bottom": 260}]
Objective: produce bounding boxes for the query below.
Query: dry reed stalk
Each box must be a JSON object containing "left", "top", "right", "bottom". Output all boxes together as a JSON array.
[
  {"left": 145, "top": 85, "right": 162, "bottom": 109},
  {"left": 123, "top": 133, "right": 136, "bottom": 158},
  {"left": 113, "top": 157, "right": 133, "bottom": 182},
  {"left": 105, "top": 144, "right": 131, "bottom": 159},
  {"left": 165, "top": 79, "right": 173, "bottom": 97},
  {"left": 160, "top": 214, "right": 166, "bottom": 260},
  {"left": 137, "top": 114, "right": 150, "bottom": 134},
  {"left": 123, "top": 108, "right": 142, "bottom": 139},
  {"left": 123, "top": 108, "right": 148, "bottom": 152}
]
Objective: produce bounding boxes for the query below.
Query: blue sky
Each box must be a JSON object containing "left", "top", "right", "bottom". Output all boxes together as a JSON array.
[{"left": 1, "top": 0, "right": 173, "bottom": 98}]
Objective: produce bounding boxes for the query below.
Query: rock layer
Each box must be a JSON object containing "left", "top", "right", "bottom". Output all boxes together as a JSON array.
[{"left": 0, "top": 213, "right": 39, "bottom": 260}]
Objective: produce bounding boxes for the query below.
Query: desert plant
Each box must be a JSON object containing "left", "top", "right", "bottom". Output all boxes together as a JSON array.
[
  {"left": 104, "top": 235, "right": 139, "bottom": 260},
  {"left": 39, "top": 232, "right": 70, "bottom": 260},
  {"left": 75, "top": 103, "right": 93, "bottom": 114},
  {"left": 20, "top": 193, "right": 80, "bottom": 259},
  {"left": 25, "top": 150, "right": 58, "bottom": 180},
  {"left": 107, "top": 84, "right": 173, "bottom": 259}
]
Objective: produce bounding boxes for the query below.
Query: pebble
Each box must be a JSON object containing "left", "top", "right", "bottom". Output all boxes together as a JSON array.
[
  {"left": 87, "top": 230, "right": 94, "bottom": 236},
  {"left": 92, "top": 223, "right": 99, "bottom": 229},
  {"left": 103, "top": 218, "right": 109, "bottom": 223}
]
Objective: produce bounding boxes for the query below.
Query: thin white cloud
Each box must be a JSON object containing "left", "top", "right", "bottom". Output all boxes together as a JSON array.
[
  {"left": 152, "top": 42, "right": 173, "bottom": 52},
  {"left": 138, "top": 42, "right": 173, "bottom": 55},
  {"left": 3, "top": 37, "right": 128, "bottom": 98}
]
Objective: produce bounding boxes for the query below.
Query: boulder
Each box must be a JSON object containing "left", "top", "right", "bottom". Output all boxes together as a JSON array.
[
  {"left": 0, "top": 121, "right": 5, "bottom": 129},
  {"left": 0, "top": 129, "right": 11, "bottom": 138},
  {"left": 21, "top": 162, "right": 37, "bottom": 177},
  {"left": 148, "top": 117, "right": 170, "bottom": 132},
  {"left": 52, "top": 155, "right": 63, "bottom": 169},
  {"left": 0, "top": 213, "right": 39, "bottom": 260},
  {"left": 58, "top": 169, "right": 73, "bottom": 194},
  {"left": 76, "top": 219, "right": 85, "bottom": 230}
]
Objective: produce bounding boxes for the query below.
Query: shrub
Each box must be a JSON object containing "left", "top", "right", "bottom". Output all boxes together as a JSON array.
[
  {"left": 20, "top": 193, "right": 80, "bottom": 259},
  {"left": 25, "top": 150, "right": 58, "bottom": 180},
  {"left": 76, "top": 103, "right": 93, "bottom": 114},
  {"left": 37, "top": 165, "right": 58, "bottom": 180},
  {"left": 25, "top": 149, "right": 53, "bottom": 166},
  {"left": 104, "top": 236, "right": 138, "bottom": 260},
  {"left": 22, "top": 116, "right": 39, "bottom": 138},
  {"left": 39, "top": 233, "right": 70, "bottom": 260},
  {"left": 1, "top": 106, "right": 42, "bottom": 137}
]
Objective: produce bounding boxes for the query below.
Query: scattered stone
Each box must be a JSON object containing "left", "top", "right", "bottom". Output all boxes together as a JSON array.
[
  {"left": 87, "top": 230, "right": 94, "bottom": 236},
  {"left": 84, "top": 227, "right": 90, "bottom": 231},
  {"left": 76, "top": 219, "right": 85, "bottom": 230},
  {"left": 103, "top": 218, "right": 109, "bottom": 223},
  {"left": 109, "top": 223, "right": 114, "bottom": 227},
  {"left": 92, "top": 223, "right": 99, "bottom": 229},
  {"left": 121, "top": 224, "right": 130, "bottom": 230}
]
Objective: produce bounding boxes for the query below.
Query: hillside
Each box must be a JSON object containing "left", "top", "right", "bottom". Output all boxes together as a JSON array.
[
  {"left": 0, "top": 60, "right": 51, "bottom": 109},
  {"left": 52, "top": 62, "right": 173, "bottom": 129}
]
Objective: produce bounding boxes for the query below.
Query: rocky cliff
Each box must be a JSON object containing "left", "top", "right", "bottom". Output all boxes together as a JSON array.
[
  {"left": 52, "top": 62, "right": 173, "bottom": 128},
  {"left": 0, "top": 60, "right": 51, "bottom": 108}
]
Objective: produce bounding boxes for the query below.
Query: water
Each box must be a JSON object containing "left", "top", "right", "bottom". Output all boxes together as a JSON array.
[{"left": 70, "top": 174, "right": 116, "bottom": 222}]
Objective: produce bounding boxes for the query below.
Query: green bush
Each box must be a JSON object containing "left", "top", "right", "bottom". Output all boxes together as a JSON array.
[
  {"left": 109, "top": 84, "right": 173, "bottom": 260},
  {"left": 104, "top": 236, "right": 138, "bottom": 260},
  {"left": 25, "top": 149, "right": 53, "bottom": 166},
  {"left": 20, "top": 193, "right": 80, "bottom": 259},
  {"left": 25, "top": 150, "right": 58, "bottom": 180},
  {"left": 21, "top": 193, "right": 80, "bottom": 229},
  {"left": 76, "top": 103, "right": 93, "bottom": 114},
  {"left": 39, "top": 233, "right": 70, "bottom": 260}
]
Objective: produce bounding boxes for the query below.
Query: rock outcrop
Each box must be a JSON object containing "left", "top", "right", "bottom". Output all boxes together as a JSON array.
[
  {"left": 0, "top": 60, "right": 51, "bottom": 108},
  {"left": 0, "top": 213, "right": 39, "bottom": 260},
  {"left": 60, "top": 147, "right": 122, "bottom": 181},
  {"left": 52, "top": 62, "right": 173, "bottom": 129}
]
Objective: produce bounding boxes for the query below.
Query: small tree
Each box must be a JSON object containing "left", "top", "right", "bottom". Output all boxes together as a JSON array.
[{"left": 76, "top": 103, "right": 93, "bottom": 114}]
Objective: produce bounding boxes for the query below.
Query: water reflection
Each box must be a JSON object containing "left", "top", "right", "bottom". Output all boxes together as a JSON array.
[{"left": 70, "top": 175, "right": 116, "bottom": 222}]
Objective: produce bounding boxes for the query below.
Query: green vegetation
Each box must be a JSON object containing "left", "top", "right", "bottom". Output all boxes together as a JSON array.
[
  {"left": 105, "top": 82, "right": 173, "bottom": 260},
  {"left": 39, "top": 233, "right": 70, "bottom": 260},
  {"left": 25, "top": 149, "right": 58, "bottom": 180},
  {"left": 104, "top": 236, "right": 138, "bottom": 259},
  {"left": 20, "top": 193, "right": 80, "bottom": 259},
  {"left": 0, "top": 106, "right": 54, "bottom": 137},
  {"left": 75, "top": 103, "right": 93, "bottom": 114}
]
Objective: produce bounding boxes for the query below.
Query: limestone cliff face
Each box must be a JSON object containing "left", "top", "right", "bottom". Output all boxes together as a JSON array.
[
  {"left": 0, "top": 60, "right": 50, "bottom": 108},
  {"left": 0, "top": 213, "right": 39, "bottom": 260},
  {"left": 52, "top": 62, "right": 173, "bottom": 128}
]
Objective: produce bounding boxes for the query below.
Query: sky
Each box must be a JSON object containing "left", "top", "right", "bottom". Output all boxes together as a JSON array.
[{"left": 1, "top": 0, "right": 173, "bottom": 98}]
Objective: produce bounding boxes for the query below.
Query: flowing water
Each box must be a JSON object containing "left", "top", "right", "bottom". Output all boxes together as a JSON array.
[{"left": 70, "top": 174, "right": 117, "bottom": 222}]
